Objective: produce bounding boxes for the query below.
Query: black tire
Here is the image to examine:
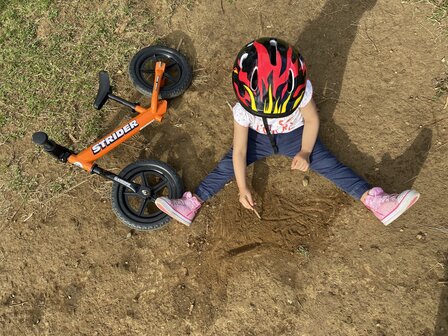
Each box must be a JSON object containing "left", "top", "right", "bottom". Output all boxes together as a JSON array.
[
  {"left": 129, "top": 45, "right": 193, "bottom": 99},
  {"left": 111, "top": 160, "right": 184, "bottom": 231}
]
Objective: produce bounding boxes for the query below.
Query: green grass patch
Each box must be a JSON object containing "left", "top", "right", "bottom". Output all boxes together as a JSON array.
[
  {"left": 429, "top": 0, "right": 448, "bottom": 24},
  {"left": 406, "top": 0, "right": 448, "bottom": 33},
  {"left": 0, "top": 0, "right": 156, "bottom": 145},
  {"left": 434, "top": 72, "right": 448, "bottom": 98},
  {"left": 0, "top": 0, "right": 158, "bottom": 216}
]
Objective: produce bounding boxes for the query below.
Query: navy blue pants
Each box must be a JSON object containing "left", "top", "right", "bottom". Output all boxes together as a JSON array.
[{"left": 195, "top": 127, "right": 370, "bottom": 201}]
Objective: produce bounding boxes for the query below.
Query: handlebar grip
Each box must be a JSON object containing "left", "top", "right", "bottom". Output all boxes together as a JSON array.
[
  {"left": 32, "top": 131, "right": 73, "bottom": 162},
  {"left": 32, "top": 132, "right": 56, "bottom": 151}
]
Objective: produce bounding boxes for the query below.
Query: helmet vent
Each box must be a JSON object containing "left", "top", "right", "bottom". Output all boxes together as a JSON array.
[
  {"left": 239, "top": 53, "right": 249, "bottom": 69},
  {"left": 269, "top": 39, "right": 278, "bottom": 65},
  {"left": 250, "top": 67, "right": 258, "bottom": 91},
  {"left": 287, "top": 69, "right": 295, "bottom": 93}
]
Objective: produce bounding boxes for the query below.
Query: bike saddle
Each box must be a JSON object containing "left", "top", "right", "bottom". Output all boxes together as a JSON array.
[{"left": 93, "top": 71, "right": 112, "bottom": 110}]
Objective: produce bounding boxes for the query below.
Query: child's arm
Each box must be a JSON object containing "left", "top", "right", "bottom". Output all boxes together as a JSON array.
[
  {"left": 232, "top": 120, "right": 255, "bottom": 209},
  {"left": 291, "top": 98, "right": 320, "bottom": 171}
]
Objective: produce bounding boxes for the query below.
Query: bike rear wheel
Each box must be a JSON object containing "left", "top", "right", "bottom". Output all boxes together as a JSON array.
[{"left": 128, "top": 45, "right": 192, "bottom": 99}]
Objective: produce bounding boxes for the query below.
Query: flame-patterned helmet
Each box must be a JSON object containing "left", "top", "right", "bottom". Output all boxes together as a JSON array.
[{"left": 232, "top": 37, "right": 307, "bottom": 118}]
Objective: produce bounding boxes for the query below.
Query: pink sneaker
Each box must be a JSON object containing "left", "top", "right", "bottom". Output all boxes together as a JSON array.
[
  {"left": 362, "top": 187, "right": 420, "bottom": 225},
  {"left": 155, "top": 192, "right": 202, "bottom": 226}
]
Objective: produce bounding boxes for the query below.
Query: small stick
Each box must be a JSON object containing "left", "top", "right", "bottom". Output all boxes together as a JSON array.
[
  {"left": 9, "top": 207, "right": 21, "bottom": 222},
  {"left": 9, "top": 199, "right": 27, "bottom": 222},
  {"left": 176, "top": 38, "right": 184, "bottom": 51},
  {"left": 436, "top": 142, "right": 448, "bottom": 151},
  {"left": 226, "top": 101, "right": 233, "bottom": 111},
  {"left": 418, "top": 115, "right": 448, "bottom": 129},
  {"left": 364, "top": 21, "right": 379, "bottom": 52},
  {"left": 220, "top": 0, "right": 225, "bottom": 14},
  {"left": 22, "top": 213, "right": 34, "bottom": 222},
  {"left": 426, "top": 226, "right": 448, "bottom": 234},
  {"left": 438, "top": 281, "right": 448, "bottom": 284},
  {"left": 251, "top": 207, "right": 261, "bottom": 220},
  {"left": 44, "top": 176, "right": 94, "bottom": 204},
  {"left": 9, "top": 301, "right": 29, "bottom": 307},
  {"left": 121, "top": 142, "right": 144, "bottom": 151},
  {"left": 188, "top": 299, "right": 195, "bottom": 315},
  {"left": 68, "top": 133, "right": 78, "bottom": 144}
]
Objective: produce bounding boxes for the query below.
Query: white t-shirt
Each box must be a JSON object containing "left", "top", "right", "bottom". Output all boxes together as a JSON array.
[{"left": 232, "top": 79, "right": 313, "bottom": 134}]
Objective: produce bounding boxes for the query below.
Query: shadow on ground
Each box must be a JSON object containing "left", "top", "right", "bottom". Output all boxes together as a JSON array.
[
  {"left": 293, "top": 0, "right": 432, "bottom": 193},
  {"left": 134, "top": 31, "right": 217, "bottom": 191}
]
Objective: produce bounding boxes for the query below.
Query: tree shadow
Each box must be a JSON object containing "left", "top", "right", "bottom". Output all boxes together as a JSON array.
[
  {"left": 435, "top": 252, "right": 448, "bottom": 336},
  {"left": 138, "top": 122, "right": 215, "bottom": 191},
  {"left": 291, "top": 0, "right": 432, "bottom": 194},
  {"left": 152, "top": 30, "right": 198, "bottom": 71}
]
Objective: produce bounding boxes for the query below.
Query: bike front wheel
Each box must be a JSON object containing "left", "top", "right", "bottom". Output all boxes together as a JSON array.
[{"left": 111, "top": 160, "right": 184, "bottom": 231}]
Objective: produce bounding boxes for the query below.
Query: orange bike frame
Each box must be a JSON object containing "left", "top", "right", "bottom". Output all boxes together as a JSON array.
[{"left": 67, "top": 62, "right": 167, "bottom": 172}]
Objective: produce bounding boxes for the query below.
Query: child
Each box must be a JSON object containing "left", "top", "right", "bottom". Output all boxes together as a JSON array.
[{"left": 155, "top": 37, "right": 420, "bottom": 227}]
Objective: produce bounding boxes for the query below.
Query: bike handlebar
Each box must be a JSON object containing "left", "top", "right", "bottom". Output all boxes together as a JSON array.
[
  {"left": 32, "top": 132, "right": 74, "bottom": 162},
  {"left": 32, "top": 131, "right": 56, "bottom": 151}
]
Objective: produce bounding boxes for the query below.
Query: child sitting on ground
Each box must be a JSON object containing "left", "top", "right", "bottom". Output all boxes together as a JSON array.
[{"left": 155, "top": 37, "right": 420, "bottom": 227}]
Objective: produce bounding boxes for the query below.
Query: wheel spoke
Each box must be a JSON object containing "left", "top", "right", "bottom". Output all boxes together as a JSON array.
[
  {"left": 139, "top": 173, "right": 148, "bottom": 186},
  {"left": 141, "top": 69, "right": 155, "bottom": 74},
  {"left": 140, "top": 56, "right": 157, "bottom": 69},
  {"left": 163, "top": 71, "right": 176, "bottom": 83},
  {"left": 124, "top": 192, "right": 143, "bottom": 200},
  {"left": 138, "top": 199, "right": 149, "bottom": 216},
  {"left": 165, "top": 62, "right": 178, "bottom": 70},
  {"left": 153, "top": 179, "right": 168, "bottom": 193}
]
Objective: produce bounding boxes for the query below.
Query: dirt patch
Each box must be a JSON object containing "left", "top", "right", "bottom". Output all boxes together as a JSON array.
[{"left": 1, "top": 0, "right": 448, "bottom": 335}]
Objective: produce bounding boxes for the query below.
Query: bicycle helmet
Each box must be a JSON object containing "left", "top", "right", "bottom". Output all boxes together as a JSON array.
[{"left": 232, "top": 37, "right": 307, "bottom": 118}]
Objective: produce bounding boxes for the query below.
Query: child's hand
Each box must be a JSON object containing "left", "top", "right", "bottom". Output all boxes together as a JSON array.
[
  {"left": 239, "top": 188, "right": 256, "bottom": 210},
  {"left": 291, "top": 151, "right": 310, "bottom": 171}
]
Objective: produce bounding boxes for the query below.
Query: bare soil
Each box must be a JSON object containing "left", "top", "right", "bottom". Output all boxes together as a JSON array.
[{"left": 1, "top": 0, "right": 448, "bottom": 335}]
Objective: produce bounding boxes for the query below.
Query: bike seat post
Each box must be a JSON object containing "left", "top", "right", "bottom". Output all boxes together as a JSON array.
[
  {"left": 151, "top": 61, "right": 166, "bottom": 111},
  {"left": 107, "top": 94, "right": 137, "bottom": 110}
]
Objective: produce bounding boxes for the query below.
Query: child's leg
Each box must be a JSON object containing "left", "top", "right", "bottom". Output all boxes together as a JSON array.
[
  {"left": 277, "top": 127, "right": 420, "bottom": 225},
  {"left": 308, "top": 138, "right": 371, "bottom": 199},
  {"left": 193, "top": 149, "right": 234, "bottom": 201},
  {"left": 277, "top": 127, "right": 370, "bottom": 199},
  {"left": 155, "top": 129, "right": 274, "bottom": 226},
  {"left": 195, "top": 129, "right": 274, "bottom": 201}
]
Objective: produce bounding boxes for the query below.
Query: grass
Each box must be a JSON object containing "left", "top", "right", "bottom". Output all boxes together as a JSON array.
[
  {"left": 0, "top": 0, "right": 156, "bottom": 145},
  {"left": 428, "top": 0, "right": 448, "bottom": 24},
  {"left": 296, "top": 245, "right": 310, "bottom": 258},
  {"left": 434, "top": 71, "right": 448, "bottom": 98},
  {"left": 406, "top": 0, "right": 448, "bottom": 34},
  {"left": 167, "top": 0, "right": 195, "bottom": 13},
  {"left": 0, "top": 0, "right": 158, "bottom": 218},
  {"left": 0, "top": 0, "right": 446, "bottom": 220}
]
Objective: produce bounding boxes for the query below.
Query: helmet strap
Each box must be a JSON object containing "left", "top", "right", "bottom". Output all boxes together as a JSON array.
[{"left": 262, "top": 117, "right": 279, "bottom": 154}]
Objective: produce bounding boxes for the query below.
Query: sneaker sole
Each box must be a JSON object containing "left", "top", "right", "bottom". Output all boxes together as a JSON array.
[
  {"left": 382, "top": 190, "right": 420, "bottom": 226},
  {"left": 155, "top": 198, "right": 192, "bottom": 226}
]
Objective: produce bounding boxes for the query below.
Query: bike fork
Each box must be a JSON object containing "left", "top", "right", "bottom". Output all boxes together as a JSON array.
[{"left": 91, "top": 165, "right": 152, "bottom": 198}]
